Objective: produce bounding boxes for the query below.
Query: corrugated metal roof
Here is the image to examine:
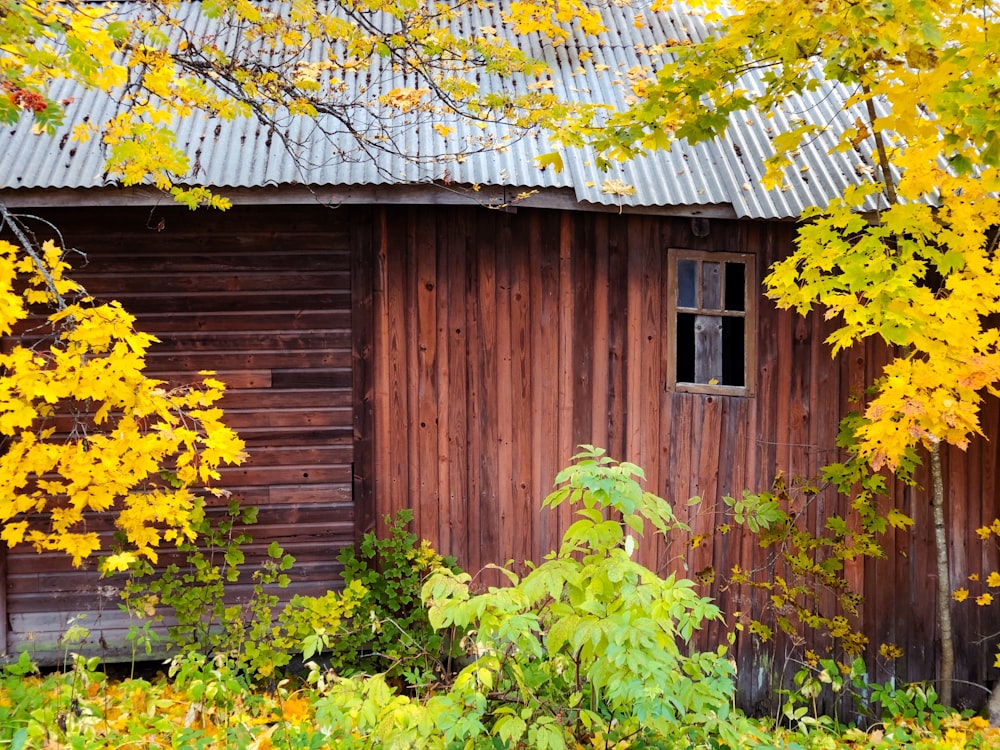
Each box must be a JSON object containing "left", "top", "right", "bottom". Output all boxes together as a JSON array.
[{"left": 0, "top": 1, "right": 885, "bottom": 219}]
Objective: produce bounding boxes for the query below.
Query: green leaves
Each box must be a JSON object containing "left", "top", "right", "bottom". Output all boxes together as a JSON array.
[
  {"left": 724, "top": 490, "right": 785, "bottom": 534},
  {"left": 422, "top": 447, "right": 743, "bottom": 747},
  {"left": 546, "top": 445, "right": 684, "bottom": 543},
  {"left": 336, "top": 510, "right": 465, "bottom": 686}
]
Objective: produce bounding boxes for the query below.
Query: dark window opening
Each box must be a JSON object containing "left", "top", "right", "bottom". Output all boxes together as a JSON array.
[
  {"left": 668, "top": 250, "right": 755, "bottom": 395},
  {"left": 725, "top": 263, "right": 745, "bottom": 311},
  {"left": 721, "top": 317, "right": 745, "bottom": 387},
  {"left": 676, "top": 313, "right": 696, "bottom": 383}
]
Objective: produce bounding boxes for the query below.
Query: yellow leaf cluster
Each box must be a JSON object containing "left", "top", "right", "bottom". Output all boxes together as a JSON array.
[
  {"left": 504, "top": 0, "right": 606, "bottom": 45},
  {"left": 878, "top": 642, "right": 903, "bottom": 660},
  {"left": 567, "top": 0, "right": 1000, "bottom": 477},
  {"left": 380, "top": 87, "right": 430, "bottom": 113},
  {"left": 0, "top": 239, "right": 246, "bottom": 566},
  {"left": 854, "top": 349, "right": 1000, "bottom": 471}
]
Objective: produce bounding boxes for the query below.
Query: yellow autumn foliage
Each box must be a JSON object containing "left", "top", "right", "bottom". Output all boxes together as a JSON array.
[
  {"left": 0, "top": 238, "right": 246, "bottom": 567},
  {"left": 583, "top": 0, "right": 1000, "bottom": 473},
  {"left": 2, "top": 0, "right": 593, "bottom": 209}
]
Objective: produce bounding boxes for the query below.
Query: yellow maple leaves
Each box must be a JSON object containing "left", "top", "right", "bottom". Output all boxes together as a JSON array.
[
  {"left": 504, "top": 0, "right": 606, "bottom": 44},
  {"left": 0, "top": 235, "right": 246, "bottom": 567},
  {"left": 380, "top": 87, "right": 431, "bottom": 113},
  {"left": 547, "top": 0, "right": 1000, "bottom": 469},
  {"left": 958, "top": 521, "right": 1000, "bottom": 669},
  {"left": 709, "top": 1, "right": 1000, "bottom": 473}
]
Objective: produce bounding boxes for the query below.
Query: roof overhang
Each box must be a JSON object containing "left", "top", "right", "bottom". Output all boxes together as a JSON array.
[{"left": 0, "top": 184, "right": 741, "bottom": 219}]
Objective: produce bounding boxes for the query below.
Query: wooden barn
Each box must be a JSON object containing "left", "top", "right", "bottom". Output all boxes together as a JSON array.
[{"left": 1, "top": 0, "right": 998, "bottom": 711}]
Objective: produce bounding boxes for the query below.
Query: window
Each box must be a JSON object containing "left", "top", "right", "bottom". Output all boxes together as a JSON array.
[{"left": 667, "top": 249, "right": 755, "bottom": 396}]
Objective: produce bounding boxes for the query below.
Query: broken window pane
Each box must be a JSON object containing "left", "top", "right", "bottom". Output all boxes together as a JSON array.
[
  {"left": 676, "top": 312, "right": 696, "bottom": 383},
  {"left": 670, "top": 251, "right": 753, "bottom": 393},
  {"left": 724, "top": 262, "right": 745, "bottom": 312},
  {"left": 722, "top": 317, "right": 745, "bottom": 386}
]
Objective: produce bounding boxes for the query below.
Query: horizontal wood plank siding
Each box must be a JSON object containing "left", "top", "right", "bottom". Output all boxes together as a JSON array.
[{"left": 1, "top": 205, "right": 354, "bottom": 657}]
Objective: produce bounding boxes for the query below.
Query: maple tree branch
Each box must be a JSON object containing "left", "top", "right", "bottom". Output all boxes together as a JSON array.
[
  {"left": 0, "top": 201, "right": 67, "bottom": 309},
  {"left": 861, "top": 84, "right": 897, "bottom": 206}
]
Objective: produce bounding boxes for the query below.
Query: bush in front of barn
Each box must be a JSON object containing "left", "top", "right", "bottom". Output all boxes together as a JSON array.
[
  {"left": 336, "top": 508, "right": 467, "bottom": 687},
  {"left": 1, "top": 449, "right": 999, "bottom": 748}
]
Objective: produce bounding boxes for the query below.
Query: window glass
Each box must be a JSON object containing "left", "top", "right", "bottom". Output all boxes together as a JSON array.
[{"left": 677, "top": 259, "right": 698, "bottom": 308}]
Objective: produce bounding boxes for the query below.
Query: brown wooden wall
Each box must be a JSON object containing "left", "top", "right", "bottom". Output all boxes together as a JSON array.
[
  {"left": 1, "top": 205, "right": 355, "bottom": 657},
  {"left": 1, "top": 200, "right": 997, "bottom": 711},
  {"left": 358, "top": 204, "right": 1000, "bottom": 710}
]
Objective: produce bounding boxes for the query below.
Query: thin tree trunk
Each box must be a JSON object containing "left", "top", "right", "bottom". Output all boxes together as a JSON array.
[
  {"left": 859, "top": 94, "right": 959, "bottom": 707},
  {"left": 929, "top": 440, "right": 954, "bottom": 707}
]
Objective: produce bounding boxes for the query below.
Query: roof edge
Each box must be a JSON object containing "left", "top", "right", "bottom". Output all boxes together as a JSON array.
[{"left": 0, "top": 184, "right": 741, "bottom": 219}]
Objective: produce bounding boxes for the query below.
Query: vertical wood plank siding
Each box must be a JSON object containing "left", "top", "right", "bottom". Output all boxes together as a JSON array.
[
  {"left": 365, "top": 205, "right": 1000, "bottom": 709},
  {"left": 1, "top": 206, "right": 354, "bottom": 656}
]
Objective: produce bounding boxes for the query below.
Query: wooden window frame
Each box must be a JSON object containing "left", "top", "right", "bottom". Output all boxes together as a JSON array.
[{"left": 666, "top": 248, "right": 756, "bottom": 397}]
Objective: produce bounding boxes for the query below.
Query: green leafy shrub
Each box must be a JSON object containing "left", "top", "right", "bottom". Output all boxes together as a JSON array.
[
  {"left": 120, "top": 496, "right": 295, "bottom": 672},
  {"left": 122, "top": 498, "right": 462, "bottom": 687},
  {"left": 411, "top": 446, "right": 754, "bottom": 748},
  {"left": 0, "top": 653, "right": 993, "bottom": 749},
  {"left": 269, "top": 581, "right": 369, "bottom": 664},
  {"left": 337, "top": 509, "right": 465, "bottom": 686},
  {"left": 783, "top": 654, "right": 956, "bottom": 736},
  {"left": 304, "top": 447, "right": 758, "bottom": 747}
]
